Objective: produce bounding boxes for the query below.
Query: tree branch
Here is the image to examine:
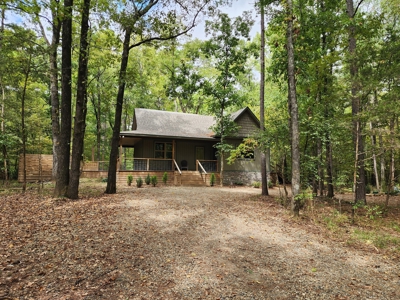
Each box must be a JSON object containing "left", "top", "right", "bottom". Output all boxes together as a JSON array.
[
  {"left": 353, "top": 0, "right": 365, "bottom": 17},
  {"left": 129, "top": 1, "right": 208, "bottom": 50},
  {"left": 36, "top": 17, "right": 50, "bottom": 46}
]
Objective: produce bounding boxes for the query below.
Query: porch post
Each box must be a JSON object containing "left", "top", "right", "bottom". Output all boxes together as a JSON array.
[
  {"left": 119, "top": 143, "right": 122, "bottom": 171},
  {"left": 172, "top": 140, "right": 175, "bottom": 170}
]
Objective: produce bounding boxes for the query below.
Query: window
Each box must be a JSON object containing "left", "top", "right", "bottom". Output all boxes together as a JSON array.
[{"left": 155, "top": 142, "right": 173, "bottom": 159}]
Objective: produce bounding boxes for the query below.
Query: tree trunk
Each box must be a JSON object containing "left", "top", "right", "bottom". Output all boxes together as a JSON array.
[
  {"left": 219, "top": 107, "right": 225, "bottom": 187},
  {"left": 88, "top": 75, "right": 102, "bottom": 161},
  {"left": 96, "top": 91, "right": 101, "bottom": 161},
  {"left": 105, "top": 27, "right": 132, "bottom": 194},
  {"left": 282, "top": 155, "right": 289, "bottom": 205},
  {"left": 385, "top": 117, "right": 395, "bottom": 208},
  {"left": 67, "top": 0, "right": 91, "bottom": 199},
  {"left": 326, "top": 137, "right": 334, "bottom": 198},
  {"left": 21, "top": 54, "right": 32, "bottom": 193},
  {"left": 35, "top": 4, "right": 61, "bottom": 181},
  {"left": 0, "top": 8, "right": 8, "bottom": 183},
  {"left": 260, "top": 0, "right": 268, "bottom": 196},
  {"left": 317, "top": 138, "right": 324, "bottom": 196},
  {"left": 347, "top": 0, "right": 366, "bottom": 204},
  {"left": 50, "top": 12, "right": 61, "bottom": 181},
  {"left": 1, "top": 82, "right": 7, "bottom": 183},
  {"left": 54, "top": 0, "right": 73, "bottom": 197},
  {"left": 286, "top": 0, "right": 301, "bottom": 216},
  {"left": 379, "top": 133, "right": 385, "bottom": 189},
  {"left": 370, "top": 121, "right": 379, "bottom": 190}
]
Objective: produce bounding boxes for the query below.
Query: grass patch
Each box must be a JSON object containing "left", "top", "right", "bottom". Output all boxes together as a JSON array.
[
  {"left": 301, "top": 196, "right": 400, "bottom": 254},
  {"left": 323, "top": 209, "right": 349, "bottom": 231},
  {"left": 390, "top": 222, "right": 400, "bottom": 233},
  {"left": 352, "top": 229, "right": 400, "bottom": 249}
]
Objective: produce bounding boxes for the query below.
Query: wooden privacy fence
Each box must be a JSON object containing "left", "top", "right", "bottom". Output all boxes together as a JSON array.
[{"left": 18, "top": 154, "right": 53, "bottom": 182}]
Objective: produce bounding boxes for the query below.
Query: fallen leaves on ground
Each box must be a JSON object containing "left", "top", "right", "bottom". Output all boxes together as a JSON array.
[{"left": 1, "top": 185, "right": 400, "bottom": 299}]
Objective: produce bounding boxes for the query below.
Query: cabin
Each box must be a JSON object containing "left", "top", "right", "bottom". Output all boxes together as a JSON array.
[{"left": 117, "top": 107, "right": 268, "bottom": 186}]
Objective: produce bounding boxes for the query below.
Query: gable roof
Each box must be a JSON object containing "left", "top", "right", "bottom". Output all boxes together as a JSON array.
[
  {"left": 120, "top": 107, "right": 259, "bottom": 140},
  {"left": 121, "top": 108, "right": 216, "bottom": 140},
  {"left": 230, "top": 107, "right": 260, "bottom": 127}
]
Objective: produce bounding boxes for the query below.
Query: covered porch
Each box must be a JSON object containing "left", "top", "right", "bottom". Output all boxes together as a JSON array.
[
  {"left": 82, "top": 158, "right": 219, "bottom": 186},
  {"left": 115, "top": 135, "right": 220, "bottom": 186}
]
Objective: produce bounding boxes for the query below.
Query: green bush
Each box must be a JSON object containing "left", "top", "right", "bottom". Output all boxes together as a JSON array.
[
  {"left": 150, "top": 175, "right": 158, "bottom": 187},
  {"left": 136, "top": 177, "right": 143, "bottom": 188},
  {"left": 252, "top": 181, "right": 261, "bottom": 188},
  {"left": 268, "top": 180, "right": 273, "bottom": 188},
  {"left": 162, "top": 172, "right": 168, "bottom": 185},
  {"left": 127, "top": 175, "right": 133, "bottom": 186},
  {"left": 365, "top": 205, "right": 384, "bottom": 220},
  {"left": 145, "top": 174, "right": 151, "bottom": 185},
  {"left": 210, "top": 173, "right": 216, "bottom": 186}
]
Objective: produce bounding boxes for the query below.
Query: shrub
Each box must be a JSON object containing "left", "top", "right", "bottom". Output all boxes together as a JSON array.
[
  {"left": 268, "top": 180, "right": 273, "bottom": 188},
  {"left": 127, "top": 175, "right": 133, "bottom": 186},
  {"left": 210, "top": 173, "right": 216, "bottom": 186},
  {"left": 136, "top": 177, "right": 143, "bottom": 188},
  {"left": 162, "top": 172, "right": 168, "bottom": 185},
  {"left": 145, "top": 174, "right": 151, "bottom": 185},
  {"left": 365, "top": 204, "right": 384, "bottom": 220},
  {"left": 252, "top": 181, "right": 261, "bottom": 188},
  {"left": 150, "top": 175, "right": 158, "bottom": 187}
]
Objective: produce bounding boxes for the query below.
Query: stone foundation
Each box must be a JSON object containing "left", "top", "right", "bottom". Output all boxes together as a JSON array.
[{"left": 222, "top": 171, "right": 262, "bottom": 186}]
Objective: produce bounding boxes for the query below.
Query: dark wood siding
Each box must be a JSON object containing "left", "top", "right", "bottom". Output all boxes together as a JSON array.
[
  {"left": 176, "top": 140, "right": 216, "bottom": 171},
  {"left": 235, "top": 111, "right": 259, "bottom": 138}
]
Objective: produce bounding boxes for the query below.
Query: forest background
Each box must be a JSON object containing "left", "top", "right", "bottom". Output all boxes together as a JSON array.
[{"left": 0, "top": 0, "right": 399, "bottom": 210}]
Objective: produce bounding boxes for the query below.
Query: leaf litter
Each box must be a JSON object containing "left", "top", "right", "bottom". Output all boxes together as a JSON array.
[{"left": 1, "top": 184, "right": 400, "bottom": 299}]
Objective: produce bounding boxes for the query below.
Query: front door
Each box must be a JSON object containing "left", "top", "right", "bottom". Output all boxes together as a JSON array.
[{"left": 195, "top": 146, "right": 205, "bottom": 161}]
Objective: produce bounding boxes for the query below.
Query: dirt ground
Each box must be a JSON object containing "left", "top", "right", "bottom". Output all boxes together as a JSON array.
[{"left": 1, "top": 184, "right": 400, "bottom": 299}]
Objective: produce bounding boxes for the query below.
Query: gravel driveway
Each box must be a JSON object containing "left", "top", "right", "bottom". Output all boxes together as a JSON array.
[
  {"left": 2, "top": 185, "right": 399, "bottom": 299},
  {"left": 122, "top": 186, "right": 400, "bottom": 299}
]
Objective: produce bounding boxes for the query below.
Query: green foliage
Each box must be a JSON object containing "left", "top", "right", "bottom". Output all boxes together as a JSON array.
[
  {"left": 162, "top": 172, "right": 168, "bottom": 185},
  {"left": 294, "top": 188, "right": 313, "bottom": 210},
  {"left": 165, "top": 40, "right": 209, "bottom": 114},
  {"left": 136, "top": 177, "right": 143, "bottom": 188},
  {"left": 323, "top": 210, "right": 349, "bottom": 231},
  {"left": 228, "top": 138, "right": 257, "bottom": 164},
  {"left": 252, "top": 181, "right": 261, "bottom": 188},
  {"left": 127, "top": 175, "right": 133, "bottom": 185},
  {"left": 145, "top": 174, "right": 151, "bottom": 185},
  {"left": 202, "top": 11, "right": 255, "bottom": 163},
  {"left": 352, "top": 229, "right": 400, "bottom": 249},
  {"left": 150, "top": 175, "right": 158, "bottom": 187},
  {"left": 365, "top": 205, "right": 384, "bottom": 220},
  {"left": 210, "top": 173, "right": 216, "bottom": 186}
]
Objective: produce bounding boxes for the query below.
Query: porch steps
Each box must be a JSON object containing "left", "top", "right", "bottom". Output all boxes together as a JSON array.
[
  {"left": 179, "top": 171, "right": 205, "bottom": 186},
  {"left": 179, "top": 171, "right": 220, "bottom": 186}
]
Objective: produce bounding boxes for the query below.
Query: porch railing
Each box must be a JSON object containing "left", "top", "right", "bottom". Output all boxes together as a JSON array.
[
  {"left": 173, "top": 160, "right": 182, "bottom": 174},
  {"left": 196, "top": 160, "right": 207, "bottom": 174},
  {"left": 82, "top": 159, "right": 217, "bottom": 173},
  {"left": 120, "top": 158, "right": 175, "bottom": 171},
  {"left": 196, "top": 160, "right": 218, "bottom": 173}
]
